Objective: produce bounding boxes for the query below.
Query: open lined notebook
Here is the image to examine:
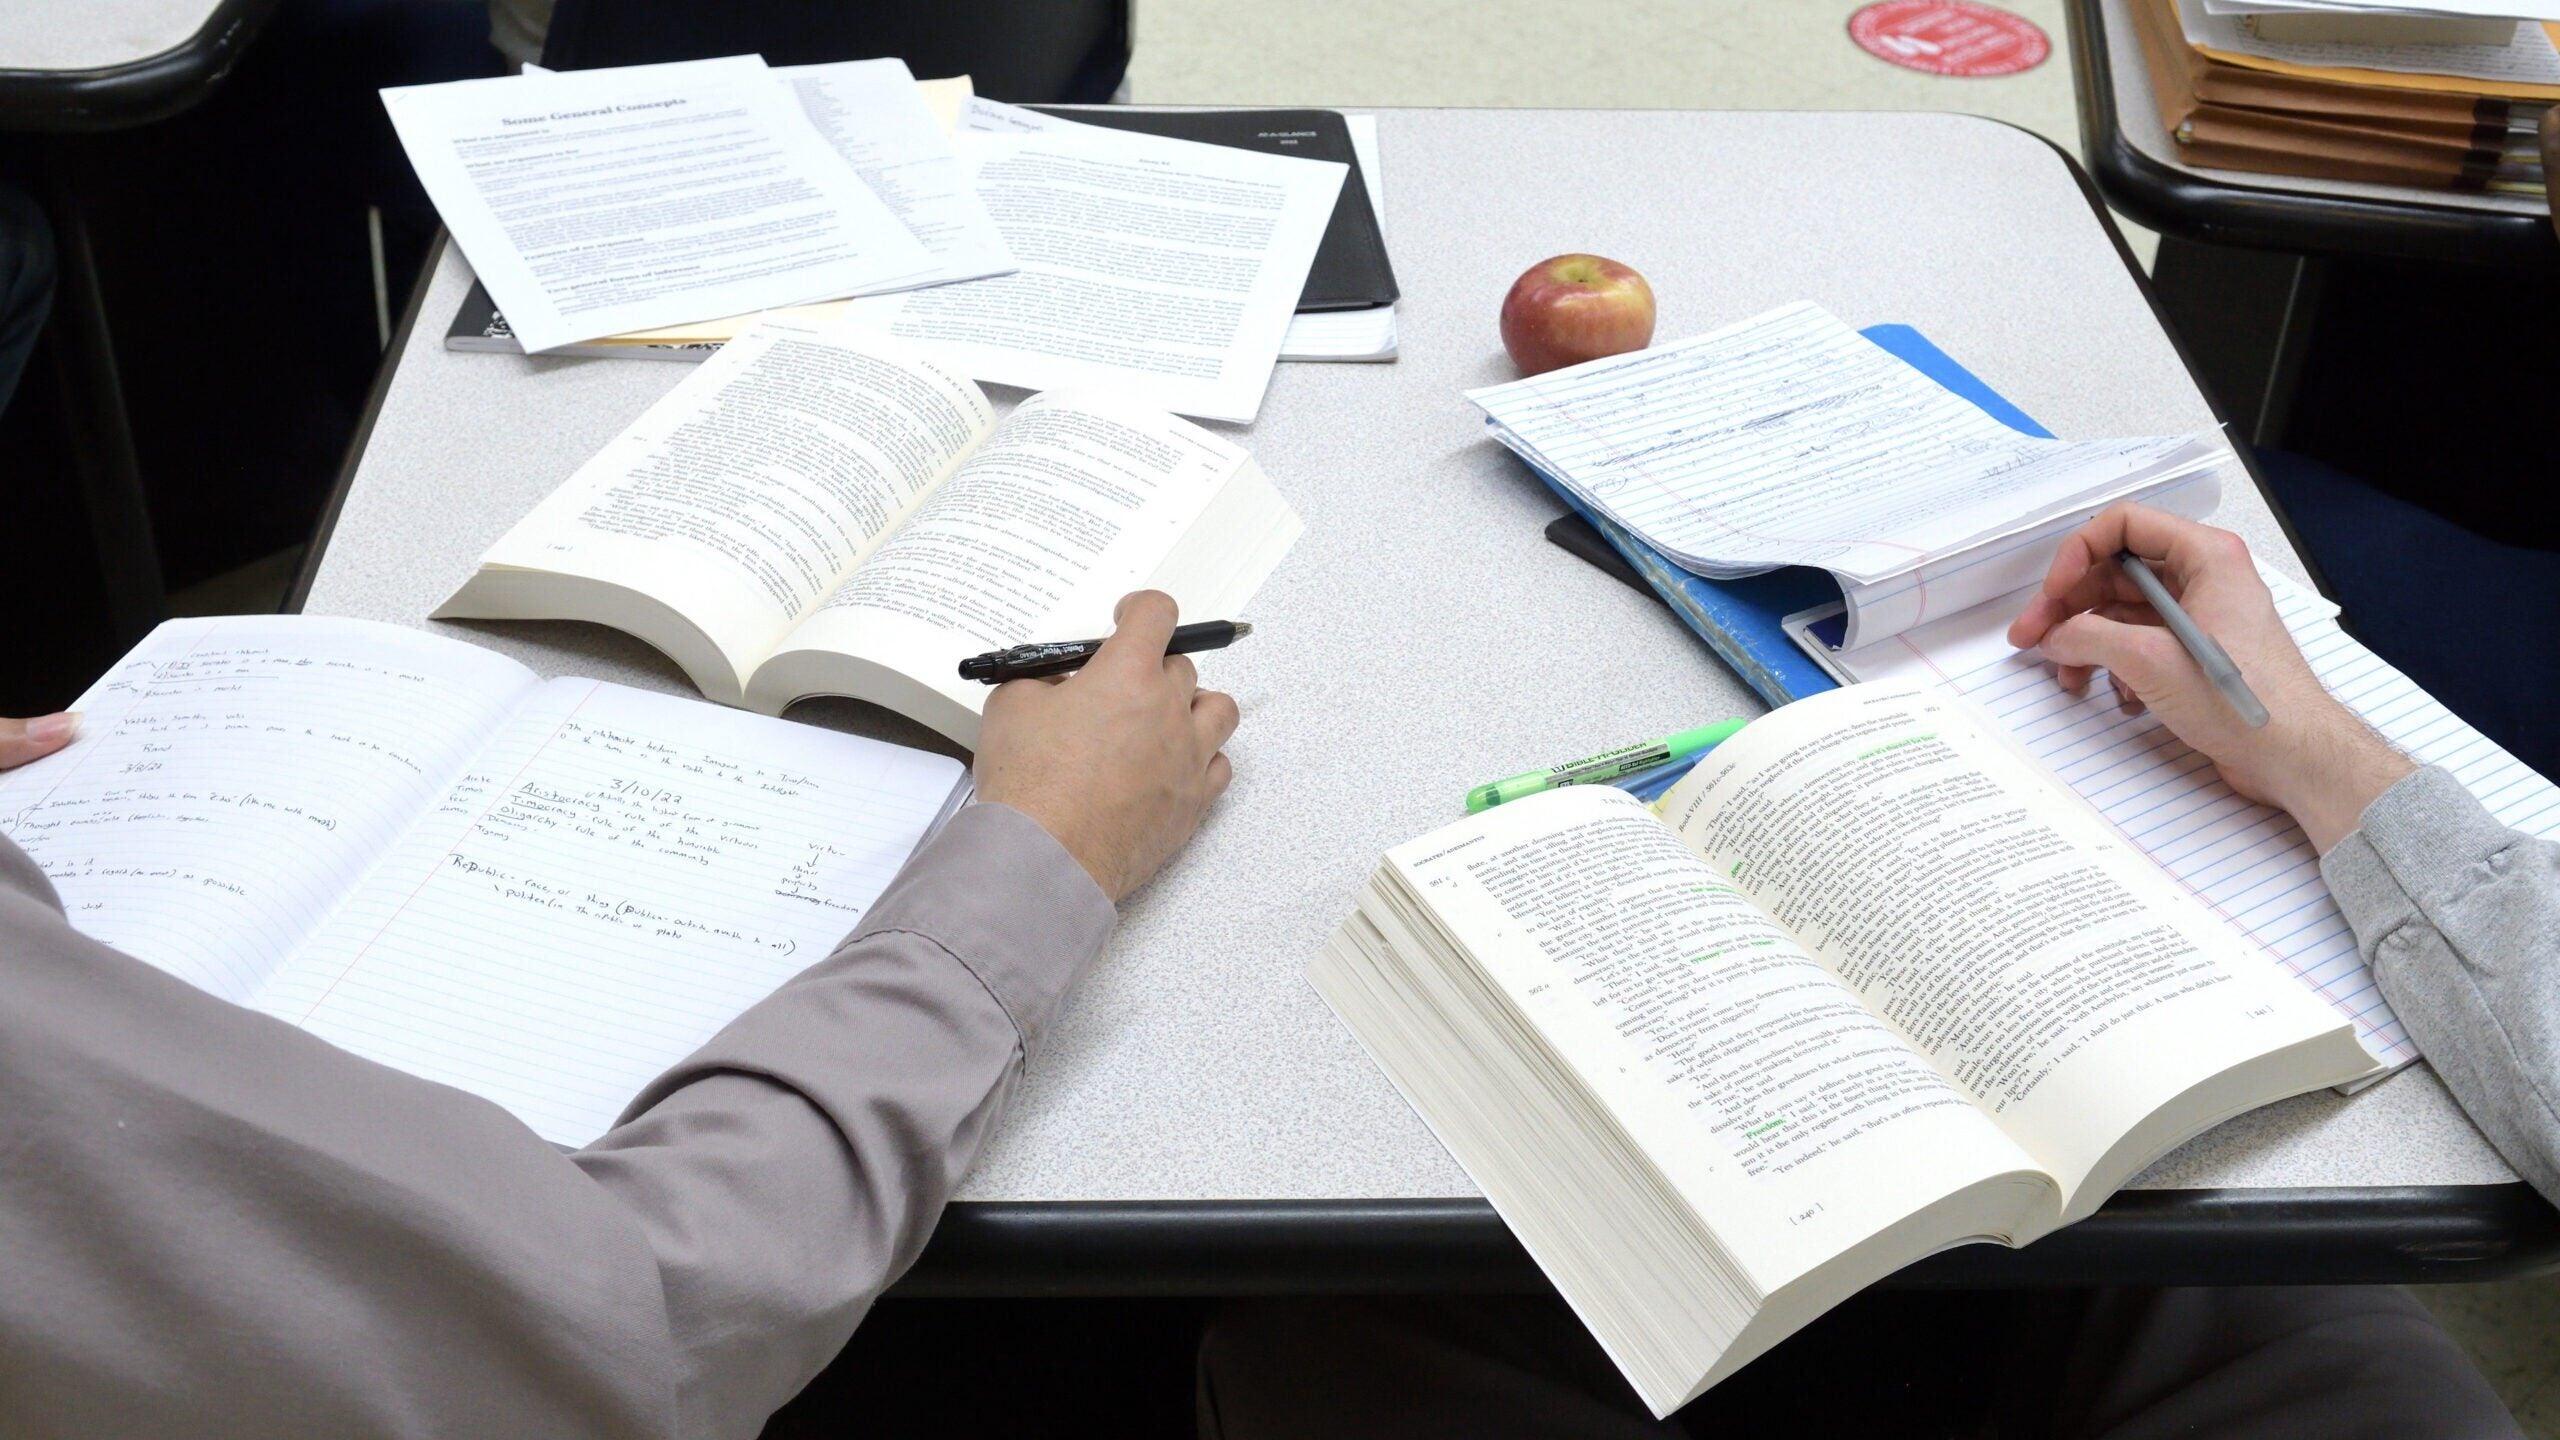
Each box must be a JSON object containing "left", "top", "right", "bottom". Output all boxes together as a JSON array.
[
  {"left": 0, "top": 616, "right": 968, "bottom": 1146},
  {"left": 1831, "top": 571, "right": 2560, "bottom": 1071}
]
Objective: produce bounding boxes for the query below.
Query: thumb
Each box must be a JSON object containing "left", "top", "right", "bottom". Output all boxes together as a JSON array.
[
  {"left": 2037, "top": 613, "right": 2193, "bottom": 699},
  {"left": 0, "top": 712, "right": 80, "bottom": 771}
]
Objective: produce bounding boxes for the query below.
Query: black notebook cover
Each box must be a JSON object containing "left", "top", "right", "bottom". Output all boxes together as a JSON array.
[{"left": 1025, "top": 107, "right": 1399, "bottom": 312}]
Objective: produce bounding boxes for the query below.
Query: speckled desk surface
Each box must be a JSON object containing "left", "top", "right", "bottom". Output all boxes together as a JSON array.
[
  {"left": 2094, "top": 0, "right": 2550, "bottom": 221},
  {"left": 0, "top": 0, "right": 229, "bottom": 73},
  {"left": 305, "top": 107, "right": 2516, "bottom": 1200}
]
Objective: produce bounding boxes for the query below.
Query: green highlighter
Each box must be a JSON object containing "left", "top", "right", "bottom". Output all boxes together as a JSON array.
[{"left": 1465, "top": 719, "right": 1749, "bottom": 814}]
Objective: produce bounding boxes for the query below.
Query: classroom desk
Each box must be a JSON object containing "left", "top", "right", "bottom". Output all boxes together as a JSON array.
[
  {"left": 297, "top": 107, "right": 2560, "bottom": 1294},
  {"left": 0, "top": 0, "right": 275, "bottom": 131},
  {"left": 2069, "top": 0, "right": 2556, "bottom": 264}
]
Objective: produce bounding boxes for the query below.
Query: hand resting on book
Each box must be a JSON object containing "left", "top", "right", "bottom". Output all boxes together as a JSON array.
[
  {"left": 2008, "top": 503, "right": 2412, "bottom": 853},
  {"left": 0, "top": 710, "right": 77, "bottom": 770},
  {"left": 975, "top": 590, "right": 1241, "bottom": 902}
]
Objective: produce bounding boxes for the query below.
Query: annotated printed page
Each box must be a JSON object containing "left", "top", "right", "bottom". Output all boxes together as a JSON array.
[
  {"left": 1388, "top": 786, "right": 2041, "bottom": 1269},
  {"left": 383, "top": 57, "right": 935, "bottom": 352},
  {"left": 1463, "top": 302, "right": 2220, "bottom": 586},
  {"left": 836, "top": 99, "right": 1345, "bottom": 422},
  {"left": 0, "top": 618, "right": 538, "bottom": 1004},
  {"left": 254, "top": 680, "right": 964, "bottom": 1147}
]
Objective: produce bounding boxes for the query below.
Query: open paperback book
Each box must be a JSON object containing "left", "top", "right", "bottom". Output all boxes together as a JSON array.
[
  {"left": 0, "top": 615, "right": 972, "bottom": 1147},
  {"left": 437, "top": 322, "right": 1301, "bottom": 747},
  {"left": 1312, "top": 678, "right": 2376, "bottom": 1416},
  {"left": 1465, "top": 302, "right": 2233, "bottom": 651},
  {"left": 1801, "top": 568, "right": 2560, "bottom": 1075}
]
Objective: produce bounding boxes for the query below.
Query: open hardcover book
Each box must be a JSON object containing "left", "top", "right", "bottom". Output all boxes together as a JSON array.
[
  {"left": 437, "top": 322, "right": 1302, "bottom": 747},
  {"left": 0, "top": 615, "right": 970, "bottom": 1148},
  {"left": 1312, "top": 679, "right": 2376, "bottom": 1416}
]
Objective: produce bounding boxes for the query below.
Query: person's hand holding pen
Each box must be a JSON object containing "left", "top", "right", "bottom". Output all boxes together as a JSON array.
[
  {"left": 2007, "top": 503, "right": 2411, "bottom": 853},
  {"left": 973, "top": 590, "right": 1240, "bottom": 902}
]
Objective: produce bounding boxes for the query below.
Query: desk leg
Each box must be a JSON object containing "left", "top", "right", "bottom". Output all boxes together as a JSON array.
[
  {"left": 39, "top": 141, "right": 165, "bottom": 645},
  {"left": 2150, "top": 236, "right": 2323, "bottom": 451}
]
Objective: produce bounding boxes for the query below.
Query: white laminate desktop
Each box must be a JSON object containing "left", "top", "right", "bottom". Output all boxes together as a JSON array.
[
  {"left": 302, "top": 107, "right": 2518, "bottom": 1202},
  {"left": 0, "top": 0, "right": 233, "bottom": 74},
  {"left": 2097, "top": 0, "right": 2549, "bottom": 222}
]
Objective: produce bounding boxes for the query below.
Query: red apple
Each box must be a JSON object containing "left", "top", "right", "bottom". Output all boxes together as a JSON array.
[{"left": 1500, "top": 254, "right": 1656, "bottom": 376}]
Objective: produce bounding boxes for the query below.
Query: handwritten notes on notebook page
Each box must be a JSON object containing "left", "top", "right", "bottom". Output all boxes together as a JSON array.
[
  {"left": 1834, "top": 574, "right": 2560, "bottom": 1069},
  {"left": 0, "top": 617, "right": 540, "bottom": 1003},
  {"left": 254, "top": 680, "right": 963, "bottom": 1145},
  {"left": 0, "top": 615, "right": 969, "bottom": 1147},
  {"left": 1463, "top": 302, "right": 2228, "bottom": 586}
]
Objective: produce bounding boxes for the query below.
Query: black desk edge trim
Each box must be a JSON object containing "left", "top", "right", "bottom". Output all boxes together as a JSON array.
[
  {"left": 1997, "top": 117, "right": 2342, "bottom": 607},
  {"left": 2064, "top": 0, "right": 2556, "bottom": 264},
  {"left": 895, "top": 1187, "right": 2560, "bottom": 1296},
  {"left": 289, "top": 231, "right": 442, "bottom": 615},
  {"left": 0, "top": 0, "right": 281, "bottom": 133},
  {"left": 310, "top": 154, "right": 2559, "bottom": 1299}
]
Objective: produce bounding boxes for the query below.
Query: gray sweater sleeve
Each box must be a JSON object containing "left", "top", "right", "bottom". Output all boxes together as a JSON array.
[
  {"left": 0, "top": 801, "right": 1113, "bottom": 1440},
  {"left": 2321, "top": 765, "right": 2560, "bottom": 1207}
]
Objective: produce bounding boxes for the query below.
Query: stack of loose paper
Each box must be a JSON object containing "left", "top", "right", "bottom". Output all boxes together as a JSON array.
[
  {"left": 385, "top": 56, "right": 1013, "bottom": 353},
  {"left": 952, "top": 100, "right": 1396, "bottom": 364},
  {"left": 829, "top": 98, "right": 1345, "bottom": 422},
  {"left": 1466, "top": 302, "right": 2233, "bottom": 649},
  {"left": 2133, "top": 0, "right": 2554, "bottom": 194},
  {"left": 452, "top": 104, "right": 1394, "bottom": 373}
]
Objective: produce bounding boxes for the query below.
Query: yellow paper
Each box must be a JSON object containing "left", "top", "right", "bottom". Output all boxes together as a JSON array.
[{"left": 916, "top": 74, "right": 974, "bottom": 135}]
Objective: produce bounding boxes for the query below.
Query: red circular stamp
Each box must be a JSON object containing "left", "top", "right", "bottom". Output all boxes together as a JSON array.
[{"left": 1848, "top": 1, "right": 2053, "bottom": 77}]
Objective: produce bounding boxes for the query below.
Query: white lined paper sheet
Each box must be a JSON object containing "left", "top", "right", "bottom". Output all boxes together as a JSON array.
[
  {"left": 254, "top": 679, "right": 966, "bottom": 1145},
  {"left": 1834, "top": 575, "right": 2560, "bottom": 1069},
  {"left": 0, "top": 617, "right": 537, "bottom": 1003}
]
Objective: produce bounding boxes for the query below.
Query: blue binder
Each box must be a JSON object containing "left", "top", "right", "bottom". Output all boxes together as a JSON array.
[{"left": 1533, "top": 323, "right": 2055, "bottom": 707}]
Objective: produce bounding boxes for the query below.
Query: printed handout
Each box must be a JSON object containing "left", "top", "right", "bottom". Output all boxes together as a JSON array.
[
  {"left": 835, "top": 99, "right": 1345, "bottom": 422},
  {"left": 383, "top": 56, "right": 936, "bottom": 353}
]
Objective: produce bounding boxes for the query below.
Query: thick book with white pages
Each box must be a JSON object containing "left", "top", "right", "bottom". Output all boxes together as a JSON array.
[
  {"left": 0, "top": 615, "right": 971, "bottom": 1147},
  {"left": 437, "top": 322, "right": 1301, "bottom": 748},
  {"left": 1312, "top": 678, "right": 2376, "bottom": 1417}
]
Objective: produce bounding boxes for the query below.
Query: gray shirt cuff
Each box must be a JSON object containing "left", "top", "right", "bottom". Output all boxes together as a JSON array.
[
  {"left": 2320, "top": 765, "right": 2515, "bottom": 950},
  {"left": 2321, "top": 764, "right": 2560, "bottom": 1206},
  {"left": 851, "top": 801, "right": 1117, "bottom": 1058}
]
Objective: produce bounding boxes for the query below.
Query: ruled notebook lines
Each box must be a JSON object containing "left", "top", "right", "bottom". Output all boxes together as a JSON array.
[
  {"left": 0, "top": 616, "right": 967, "bottom": 1148},
  {"left": 258, "top": 678, "right": 964, "bottom": 1145},
  {"left": 1847, "top": 575, "right": 2557, "bottom": 1071}
]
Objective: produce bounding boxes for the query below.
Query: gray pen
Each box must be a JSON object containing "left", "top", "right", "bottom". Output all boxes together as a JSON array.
[{"left": 2115, "top": 550, "right": 2270, "bottom": 729}]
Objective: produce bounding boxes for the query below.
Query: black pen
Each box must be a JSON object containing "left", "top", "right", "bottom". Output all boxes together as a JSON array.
[{"left": 958, "top": 620, "right": 1254, "bottom": 683}]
